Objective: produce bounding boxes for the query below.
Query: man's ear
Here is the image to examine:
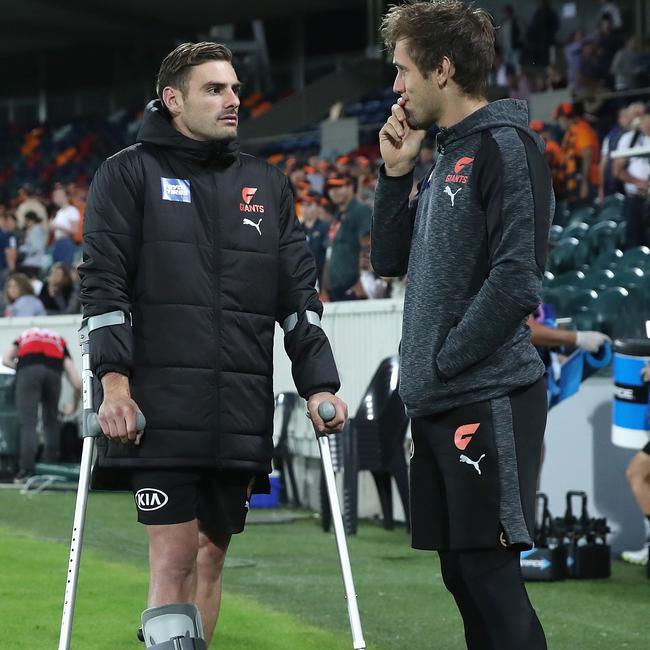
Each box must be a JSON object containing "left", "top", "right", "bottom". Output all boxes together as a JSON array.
[
  {"left": 436, "top": 56, "right": 455, "bottom": 89},
  {"left": 162, "top": 86, "right": 183, "bottom": 116}
]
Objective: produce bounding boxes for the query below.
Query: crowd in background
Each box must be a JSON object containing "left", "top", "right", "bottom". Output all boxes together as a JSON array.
[{"left": 0, "top": 0, "right": 648, "bottom": 308}]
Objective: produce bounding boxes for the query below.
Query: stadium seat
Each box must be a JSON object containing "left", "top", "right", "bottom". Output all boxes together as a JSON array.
[
  {"left": 547, "top": 237, "right": 587, "bottom": 275},
  {"left": 543, "top": 271, "right": 557, "bottom": 287},
  {"left": 591, "top": 248, "right": 624, "bottom": 270},
  {"left": 594, "top": 205, "right": 624, "bottom": 224},
  {"left": 541, "top": 285, "right": 577, "bottom": 316},
  {"left": 555, "top": 270, "right": 587, "bottom": 287},
  {"left": 587, "top": 220, "right": 618, "bottom": 259},
  {"left": 589, "top": 287, "right": 642, "bottom": 338},
  {"left": 622, "top": 246, "right": 650, "bottom": 269},
  {"left": 549, "top": 224, "right": 564, "bottom": 243},
  {"left": 615, "top": 221, "right": 627, "bottom": 248},
  {"left": 613, "top": 267, "right": 645, "bottom": 290},
  {"left": 563, "top": 221, "right": 590, "bottom": 240},
  {"left": 567, "top": 206, "right": 596, "bottom": 225},
  {"left": 584, "top": 268, "right": 616, "bottom": 291},
  {"left": 566, "top": 289, "right": 599, "bottom": 315},
  {"left": 600, "top": 193, "right": 625, "bottom": 212}
]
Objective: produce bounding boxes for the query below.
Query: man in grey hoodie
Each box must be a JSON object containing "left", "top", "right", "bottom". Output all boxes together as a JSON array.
[{"left": 373, "top": 3, "right": 553, "bottom": 649}]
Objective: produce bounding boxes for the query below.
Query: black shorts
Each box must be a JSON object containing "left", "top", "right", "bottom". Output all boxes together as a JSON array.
[
  {"left": 130, "top": 469, "right": 252, "bottom": 537},
  {"left": 409, "top": 378, "right": 546, "bottom": 552},
  {"left": 642, "top": 441, "right": 650, "bottom": 455}
]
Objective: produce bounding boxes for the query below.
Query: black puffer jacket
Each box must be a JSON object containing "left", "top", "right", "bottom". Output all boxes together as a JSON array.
[{"left": 80, "top": 101, "right": 340, "bottom": 477}]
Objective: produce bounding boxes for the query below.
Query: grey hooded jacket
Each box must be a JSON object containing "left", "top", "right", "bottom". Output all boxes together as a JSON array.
[{"left": 372, "top": 99, "right": 554, "bottom": 417}]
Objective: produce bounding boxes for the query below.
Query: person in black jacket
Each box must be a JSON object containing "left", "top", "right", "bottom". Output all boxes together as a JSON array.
[
  {"left": 375, "top": 3, "right": 553, "bottom": 649},
  {"left": 79, "top": 42, "right": 347, "bottom": 647}
]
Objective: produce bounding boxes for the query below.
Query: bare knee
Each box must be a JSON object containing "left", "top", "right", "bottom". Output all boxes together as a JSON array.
[
  {"left": 627, "top": 452, "right": 650, "bottom": 488},
  {"left": 197, "top": 531, "right": 230, "bottom": 577}
]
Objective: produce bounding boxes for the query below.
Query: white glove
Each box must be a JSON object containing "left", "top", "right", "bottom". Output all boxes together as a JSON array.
[{"left": 575, "top": 330, "right": 611, "bottom": 353}]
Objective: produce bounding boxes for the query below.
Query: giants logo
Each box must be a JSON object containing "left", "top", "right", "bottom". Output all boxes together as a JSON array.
[
  {"left": 454, "top": 423, "right": 480, "bottom": 450},
  {"left": 445, "top": 156, "right": 474, "bottom": 184},
  {"left": 240, "top": 187, "right": 265, "bottom": 213}
]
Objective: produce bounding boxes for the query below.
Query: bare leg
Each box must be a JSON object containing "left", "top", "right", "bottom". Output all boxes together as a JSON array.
[
  {"left": 147, "top": 520, "right": 199, "bottom": 607},
  {"left": 194, "top": 530, "right": 231, "bottom": 644},
  {"left": 626, "top": 451, "right": 650, "bottom": 514}
]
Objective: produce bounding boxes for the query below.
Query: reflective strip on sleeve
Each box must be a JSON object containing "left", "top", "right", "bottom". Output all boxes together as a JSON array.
[{"left": 282, "top": 310, "right": 322, "bottom": 334}]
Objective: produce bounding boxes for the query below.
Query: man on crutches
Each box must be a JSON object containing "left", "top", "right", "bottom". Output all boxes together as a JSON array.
[{"left": 77, "top": 42, "right": 347, "bottom": 649}]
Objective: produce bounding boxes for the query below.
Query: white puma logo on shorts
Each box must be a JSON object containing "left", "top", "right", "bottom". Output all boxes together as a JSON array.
[{"left": 459, "top": 454, "right": 486, "bottom": 475}]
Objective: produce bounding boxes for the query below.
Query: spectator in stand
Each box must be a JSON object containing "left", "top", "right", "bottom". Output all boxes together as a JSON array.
[
  {"left": 358, "top": 237, "right": 389, "bottom": 300},
  {"left": 15, "top": 184, "right": 47, "bottom": 231},
  {"left": 530, "top": 120, "right": 562, "bottom": 185},
  {"left": 610, "top": 36, "right": 642, "bottom": 92},
  {"left": 555, "top": 102, "right": 601, "bottom": 207},
  {"left": 298, "top": 190, "right": 330, "bottom": 289},
  {"left": 413, "top": 137, "right": 435, "bottom": 183},
  {"left": 599, "top": 0, "right": 623, "bottom": 30},
  {"left": 50, "top": 185, "right": 80, "bottom": 268},
  {"left": 525, "top": 0, "right": 559, "bottom": 67},
  {"left": 543, "top": 64, "right": 567, "bottom": 91},
  {"left": 613, "top": 105, "right": 650, "bottom": 249},
  {"left": 17, "top": 211, "right": 47, "bottom": 278},
  {"left": 594, "top": 14, "right": 623, "bottom": 84},
  {"left": 498, "top": 4, "right": 525, "bottom": 67},
  {"left": 322, "top": 173, "right": 372, "bottom": 301},
  {"left": 599, "top": 105, "right": 633, "bottom": 201},
  {"left": 39, "top": 262, "right": 74, "bottom": 314},
  {"left": 505, "top": 64, "right": 531, "bottom": 100},
  {"left": 4, "top": 272, "right": 46, "bottom": 317},
  {"left": 564, "top": 29, "right": 586, "bottom": 92},
  {"left": 65, "top": 260, "right": 82, "bottom": 315},
  {"left": 0, "top": 213, "right": 18, "bottom": 287},
  {"left": 577, "top": 39, "right": 606, "bottom": 96},
  {"left": 2, "top": 327, "right": 81, "bottom": 481}
]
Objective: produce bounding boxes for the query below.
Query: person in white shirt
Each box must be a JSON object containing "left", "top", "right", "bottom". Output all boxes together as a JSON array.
[
  {"left": 50, "top": 186, "right": 80, "bottom": 268},
  {"left": 613, "top": 105, "right": 650, "bottom": 249},
  {"left": 598, "top": 0, "right": 622, "bottom": 30}
]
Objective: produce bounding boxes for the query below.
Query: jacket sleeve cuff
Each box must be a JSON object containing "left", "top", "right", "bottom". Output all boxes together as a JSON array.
[
  {"left": 95, "top": 365, "right": 131, "bottom": 381},
  {"left": 304, "top": 385, "right": 339, "bottom": 399}
]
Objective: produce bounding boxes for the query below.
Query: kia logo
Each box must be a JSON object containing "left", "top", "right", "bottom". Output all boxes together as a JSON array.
[{"left": 135, "top": 488, "right": 169, "bottom": 511}]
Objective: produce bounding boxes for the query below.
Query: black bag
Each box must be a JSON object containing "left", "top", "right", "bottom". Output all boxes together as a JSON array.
[
  {"left": 563, "top": 491, "right": 611, "bottom": 579},
  {"left": 520, "top": 493, "right": 567, "bottom": 581}
]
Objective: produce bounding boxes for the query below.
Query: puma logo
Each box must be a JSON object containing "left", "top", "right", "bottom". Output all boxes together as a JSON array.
[
  {"left": 444, "top": 186, "right": 462, "bottom": 206},
  {"left": 459, "top": 454, "right": 486, "bottom": 475},
  {"left": 243, "top": 217, "right": 262, "bottom": 236}
]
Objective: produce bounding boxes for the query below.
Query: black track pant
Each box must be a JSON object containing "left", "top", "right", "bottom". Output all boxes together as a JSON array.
[{"left": 439, "top": 548, "right": 547, "bottom": 650}]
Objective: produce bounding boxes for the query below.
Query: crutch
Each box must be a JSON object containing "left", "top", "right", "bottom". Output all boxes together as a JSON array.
[
  {"left": 58, "top": 311, "right": 145, "bottom": 650},
  {"left": 314, "top": 401, "right": 366, "bottom": 650}
]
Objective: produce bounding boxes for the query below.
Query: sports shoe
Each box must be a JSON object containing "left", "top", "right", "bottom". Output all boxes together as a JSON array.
[
  {"left": 137, "top": 627, "right": 144, "bottom": 643},
  {"left": 621, "top": 545, "right": 649, "bottom": 566},
  {"left": 13, "top": 470, "right": 34, "bottom": 484}
]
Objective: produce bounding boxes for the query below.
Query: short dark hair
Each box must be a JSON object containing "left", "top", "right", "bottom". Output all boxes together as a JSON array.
[
  {"left": 156, "top": 42, "right": 233, "bottom": 101},
  {"left": 380, "top": 0, "right": 496, "bottom": 98}
]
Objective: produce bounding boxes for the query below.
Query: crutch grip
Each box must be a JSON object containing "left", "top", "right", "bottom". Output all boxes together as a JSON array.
[
  {"left": 86, "top": 412, "right": 146, "bottom": 437},
  {"left": 318, "top": 401, "right": 336, "bottom": 423}
]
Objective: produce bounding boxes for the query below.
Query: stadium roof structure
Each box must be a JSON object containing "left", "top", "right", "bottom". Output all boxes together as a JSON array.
[{"left": 0, "top": 0, "right": 369, "bottom": 54}]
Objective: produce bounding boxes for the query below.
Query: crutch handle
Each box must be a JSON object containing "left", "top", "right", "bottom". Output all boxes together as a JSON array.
[
  {"left": 318, "top": 401, "right": 337, "bottom": 423},
  {"left": 86, "top": 412, "right": 146, "bottom": 437}
]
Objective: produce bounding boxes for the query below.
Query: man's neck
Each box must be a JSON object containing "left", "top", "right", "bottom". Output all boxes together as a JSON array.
[
  {"left": 337, "top": 196, "right": 354, "bottom": 213},
  {"left": 437, "top": 94, "right": 489, "bottom": 129}
]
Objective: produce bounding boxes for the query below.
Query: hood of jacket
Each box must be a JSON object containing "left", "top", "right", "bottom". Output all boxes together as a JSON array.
[
  {"left": 436, "top": 99, "right": 539, "bottom": 151},
  {"left": 136, "top": 99, "right": 240, "bottom": 167}
]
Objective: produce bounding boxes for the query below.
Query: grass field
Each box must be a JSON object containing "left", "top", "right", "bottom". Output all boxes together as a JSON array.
[{"left": 0, "top": 487, "right": 647, "bottom": 649}]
